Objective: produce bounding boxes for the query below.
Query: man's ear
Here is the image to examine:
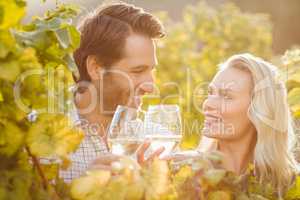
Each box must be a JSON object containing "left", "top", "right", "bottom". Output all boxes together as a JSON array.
[{"left": 86, "top": 55, "right": 102, "bottom": 80}]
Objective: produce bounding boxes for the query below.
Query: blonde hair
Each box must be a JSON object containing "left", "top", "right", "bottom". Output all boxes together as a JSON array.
[{"left": 220, "top": 53, "right": 299, "bottom": 194}]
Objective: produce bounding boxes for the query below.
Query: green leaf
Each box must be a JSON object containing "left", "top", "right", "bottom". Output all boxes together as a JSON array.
[
  {"left": 0, "top": 0, "right": 26, "bottom": 29},
  {"left": 236, "top": 193, "right": 251, "bottom": 200},
  {"left": 173, "top": 165, "right": 194, "bottom": 183},
  {"left": 143, "top": 159, "right": 169, "bottom": 199},
  {"left": 249, "top": 194, "right": 269, "bottom": 200},
  {"left": 287, "top": 71, "right": 300, "bottom": 84},
  {"left": 54, "top": 25, "right": 80, "bottom": 49},
  {"left": 0, "top": 167, "right": 32, "bottom": 200},
  {"left": 40, "top": 163, "right": 59, "bottom": 181},
  {"left": 285, "top": 176, "right": 300, "bottom": 200},
  {"left": 202, "top": 169, "right": 226, "bottom": 186},
  {"left": 0, "top": 60, "right": 21, "bottom": 82},
  {"left": 55, "top": 27, "right": 70, "bottom": 49},
  {"left": 0, "top": 119, "right": 24, "bottom": 157},
  {"left": 26, "top": 114, "right": 84, "bottom": 158},
  {"left": 68, "top": 25, "right": 80, "bottom": 49},
  {"left": 0, "top": 90, "right": 3, "bottom": 102},
  {"left": 0, "top": 30, "right": 16, "bottom": 58},
  {"left": 0, "top": 6, "right": 4, "bottom": 25},
  {"left": 12, "top": 29, "right": 51, "bottom": 50},
  {"left": 208, "top": 190, "right": 232, "bottom": 200},
  {"left": 71, "top": 170, "right": 111, "bottom": 200},
  {"left": 288, "top": 88, "right": 300, "bottom": 112},
  {"left": 34, "top": 17, "right": 62, "bottom": 31},
  {"left": 64, "top": 53, "right": 78, "bottom": 73}
]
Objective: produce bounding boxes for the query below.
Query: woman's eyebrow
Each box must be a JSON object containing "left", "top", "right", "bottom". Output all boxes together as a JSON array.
[
  {"left": 208, "top": 84, "right": 237, "bottom": 93},
  {"left": 220, "top": 87, "right": 235, "bottom": 92}
]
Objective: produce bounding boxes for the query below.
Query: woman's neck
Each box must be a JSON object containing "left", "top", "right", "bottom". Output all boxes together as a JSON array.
[{"left": 217, "top": 128, "right": 257, "bottom": 175}]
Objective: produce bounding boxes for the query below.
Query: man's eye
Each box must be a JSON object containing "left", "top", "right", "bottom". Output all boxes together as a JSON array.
[
  {"left": 131, "top": 70, "right": 142, "bottom": 74},
  {"left": 131, "top": 69, "right": 144, "bottom": 73}
]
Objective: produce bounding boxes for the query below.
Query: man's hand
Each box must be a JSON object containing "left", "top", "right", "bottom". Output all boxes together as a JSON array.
[{"left": 87, "top": 140, "right": 165, "bottom": 172}]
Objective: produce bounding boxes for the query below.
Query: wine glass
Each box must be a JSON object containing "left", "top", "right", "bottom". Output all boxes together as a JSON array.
[
  {"left": 107, "top": 105, "right": 144, "bottom": 156},
  {"left": 143, "top": 104, "right": 182, "bottom": 157}
]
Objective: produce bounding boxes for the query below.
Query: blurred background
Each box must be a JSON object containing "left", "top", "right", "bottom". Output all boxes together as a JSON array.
[{"left": 26, "top": 0, "right": 300, "bottom": 54}]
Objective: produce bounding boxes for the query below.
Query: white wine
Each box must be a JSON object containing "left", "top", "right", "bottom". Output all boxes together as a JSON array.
[
  {"left": 145, "top": 135, "right": 182, "bottom": 157},
  {"left": 108, "top": 138, "right": 143, "bottom": 156}
]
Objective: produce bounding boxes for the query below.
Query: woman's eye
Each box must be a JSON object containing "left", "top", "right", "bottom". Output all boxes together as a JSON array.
[
  {"left": 207, "top": 88, "right": 213, "bottom": 95},
  {"left": 219, "top": 91, "right": 232, "bottom": 99},
  {"left": 223, "top": 94, "right": 232, "bottom": 99}
]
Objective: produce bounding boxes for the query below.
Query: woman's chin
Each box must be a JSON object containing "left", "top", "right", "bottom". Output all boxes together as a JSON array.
[{"left": 201, "top": 127, "right": 232, "bottom": 139}]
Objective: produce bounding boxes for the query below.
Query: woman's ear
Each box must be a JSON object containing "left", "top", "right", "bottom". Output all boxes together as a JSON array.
[{"left": 86, "top": 55, "right": 102, "bottom": 81}]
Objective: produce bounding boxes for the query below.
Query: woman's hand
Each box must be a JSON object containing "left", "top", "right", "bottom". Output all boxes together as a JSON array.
[{"left": 136, "top": 140, "right": 165, "bottom": 166}]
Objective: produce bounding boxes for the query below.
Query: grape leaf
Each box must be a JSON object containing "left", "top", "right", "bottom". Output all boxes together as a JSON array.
[
  {"left": 71, "top": 170, "right": 111, "bottom": 200},
  {"left": 143, "top": 159, "right": 169, "bottom": 200},
  {"left": 0, "top": 30, "right": 16, "bottom": 58},
  {"left": 0, "top": 119, "right": 24, "bottom": 157},
  {"left": 207, "top": 190, "right": 232, "bottom": 200},
  {"left": 0, "top": 0, "right": 26, "bottom": 29},
  {"left": 284, "top": 176, "right": 300, "bottom": 200},
  {"left": 202, "top": 169, "right": 226, "bottom": 187},
  {"left": 26, "top": 114, "right": 84, "bottom": 158}
]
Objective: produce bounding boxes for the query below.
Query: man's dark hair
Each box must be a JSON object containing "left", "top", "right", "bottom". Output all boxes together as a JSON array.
[{"left": 73, "top": 2, "right": 165, "bottom": 83}]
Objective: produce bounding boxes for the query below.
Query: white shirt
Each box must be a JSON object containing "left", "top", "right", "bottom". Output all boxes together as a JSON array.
[{"left": 59, "top": 110, "right": 109, "bottom": 183}]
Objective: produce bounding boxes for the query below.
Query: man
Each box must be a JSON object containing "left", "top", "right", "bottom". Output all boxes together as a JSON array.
[{"left": 60, "top": 2, "right": 165, "bottom": 182}]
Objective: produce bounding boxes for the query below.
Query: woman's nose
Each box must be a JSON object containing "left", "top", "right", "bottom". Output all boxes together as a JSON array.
[{"left": 202, "top": 95, "right": 220, "bottom": 112}]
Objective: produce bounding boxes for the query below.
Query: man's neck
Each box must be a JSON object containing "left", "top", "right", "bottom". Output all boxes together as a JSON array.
[
  {"left": 74, "top": 90, "right": 113, "bottom": 138},
  {"left": 218, "top": 128, "right": 257, "bottom": 174}
]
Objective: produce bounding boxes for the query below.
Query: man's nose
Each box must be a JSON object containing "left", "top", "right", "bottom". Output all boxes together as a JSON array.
[
  {"left": 140, "top": 81, "right": 154, "bottom": 94},
  {"left": 138, "top": 74, "right": 155, "bottom": 94}
]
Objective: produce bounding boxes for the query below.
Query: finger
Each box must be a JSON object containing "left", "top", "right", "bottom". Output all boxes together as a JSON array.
[
  {"left": 162, "top": 154, "right": 186, "bottom": 162},
  {"left": 87, "top": 164, "right": 112, "bottom": 171},
  {"left": 136, "top": 140, "right": 151, "bottom": 163},
  {"left": 161, "top": 154, "right": 176, "bottom": 161},
  {"left": 145, "top": 146, "right": 165, "bottom": 162},
  {"left": 92, "top": 154, "right": 121, "bottom": 165}
]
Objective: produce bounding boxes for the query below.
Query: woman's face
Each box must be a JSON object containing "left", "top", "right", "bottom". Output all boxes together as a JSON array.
[{"left": 202, "top": 66, "right": 255, "bottom": 140}]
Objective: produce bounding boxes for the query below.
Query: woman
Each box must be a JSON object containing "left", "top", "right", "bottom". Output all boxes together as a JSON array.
[{"left": 198, "top": 53, "right": 299, "bottom": 196}]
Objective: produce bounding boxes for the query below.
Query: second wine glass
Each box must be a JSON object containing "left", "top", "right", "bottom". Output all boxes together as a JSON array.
[{"left": 144, "top": 104, "right": 182, "bottom": 157}]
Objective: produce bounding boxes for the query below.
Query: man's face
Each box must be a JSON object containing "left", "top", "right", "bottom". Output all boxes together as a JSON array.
[{"left": 99, "top": 33, "right": 157, "bottom": 115}]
